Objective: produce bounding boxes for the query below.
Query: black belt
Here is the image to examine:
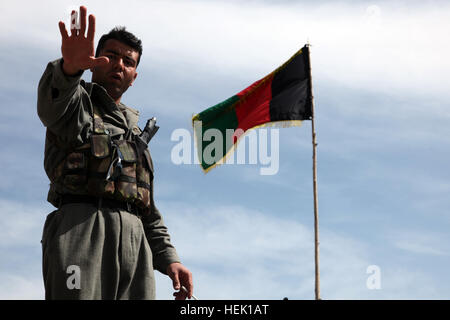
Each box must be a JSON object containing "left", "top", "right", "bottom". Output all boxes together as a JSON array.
[{"left": 60, "top": 194, "right": 143, "bottom": 218}]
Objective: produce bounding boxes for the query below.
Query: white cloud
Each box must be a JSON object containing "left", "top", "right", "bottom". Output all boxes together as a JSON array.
[
  {"left": 154, "top": 201, "right": 317, "bottom": 299},
  {"left": 1, "top": 0, "right": 449, "bottom": 301},
  {"left": 2, "top": 0, "right": 449, "bottom": 99},
  {"left": 0, "top": 200, "right": 50, "bottom": 299},
  {"left": 0, "top": 274, "right": 44, "bottom": 300},
  {"left": 154, "top": 200, "right": 441, "bottom": 299},
  {"left": 395, "top": 241, "right": 447, "bottom": 256},
  {"left": 389, "top": 230, "right": 449, "bottom": 256},
  {"left": 0, "top": 199, "right": 445, "bottom": 299},
  {"left": 0, "top": 200, "right": 49, "bottom": 247}
]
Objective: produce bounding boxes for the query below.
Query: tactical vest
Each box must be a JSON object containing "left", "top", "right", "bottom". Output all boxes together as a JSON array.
[{"left": 46, "top": 104, "right": 153, "bottom": 214}]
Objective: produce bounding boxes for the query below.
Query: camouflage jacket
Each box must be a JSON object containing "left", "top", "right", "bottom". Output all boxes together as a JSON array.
[{"left": 37, "top": 58, "right": 180, "bottom": 273}]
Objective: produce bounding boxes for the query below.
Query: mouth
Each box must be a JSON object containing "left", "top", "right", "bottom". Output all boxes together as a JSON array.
[{"left": 109, "top": 73, "right": 122, "bottom": 83}]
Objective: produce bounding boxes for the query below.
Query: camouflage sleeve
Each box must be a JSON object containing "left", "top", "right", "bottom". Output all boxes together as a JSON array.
[
  {"left": 141, "top": 154, "right": 181, "bottom": 274},
  {"left": 37, "top": 58, "right": 92, "bottom": 146}
]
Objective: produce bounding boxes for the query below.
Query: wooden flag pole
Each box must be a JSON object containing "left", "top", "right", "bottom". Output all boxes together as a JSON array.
[{"left": 307, "top": 43, "right": 321, "bottom": 300}]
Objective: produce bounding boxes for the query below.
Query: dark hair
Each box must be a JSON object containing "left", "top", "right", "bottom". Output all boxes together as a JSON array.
[{"left": 95, "top": 26, "right": 143, "bottom": 66}]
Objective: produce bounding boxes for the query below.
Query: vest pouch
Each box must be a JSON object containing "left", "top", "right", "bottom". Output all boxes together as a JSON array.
[
  {"left": 91, "top": 134, "right": 111, "bottom": 158},
  {"left": 115, "top": 140, "right": 137, "bottom": 163},
  {"left": 87, "top": 156, "right": 115, "bottom": 197},
  {"left": 114, "top": 140, "right": 138, "bottom": 201},
  {"left": 136, "top": 156, "right": 151, "bottom": 208},
  {"left": 143, "top": 149, "right": 154, "bottom": 174},
  {"left": 63, "top": 151, "right": 87, "bottom": 191},
  {"left": 87, "top": 134, "right": 115, "bottom": 196}
]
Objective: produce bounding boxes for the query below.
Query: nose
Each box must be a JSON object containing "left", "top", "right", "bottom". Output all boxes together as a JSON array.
[{"left": 112, "top": 57, "right": 125, "bottom": 71}]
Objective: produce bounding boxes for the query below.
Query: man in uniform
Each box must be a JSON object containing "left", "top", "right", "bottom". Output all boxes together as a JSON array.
[{"left": 37, "top": 6, "right": 193, "bottom": 300}]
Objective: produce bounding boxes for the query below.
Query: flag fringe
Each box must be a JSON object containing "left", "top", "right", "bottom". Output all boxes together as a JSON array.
[{"left": 195, "top": 119, "right": 303, "bottom": 174}]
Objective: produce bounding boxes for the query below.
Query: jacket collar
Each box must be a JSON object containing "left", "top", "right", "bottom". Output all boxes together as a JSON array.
[{"left": 90, "top": 82, "right": 140, "bottom": 138}]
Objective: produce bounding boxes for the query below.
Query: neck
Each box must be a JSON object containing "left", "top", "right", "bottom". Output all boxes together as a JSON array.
[
  {"left": 105, "top": 89, "right": 121, "bottom": 105},
  {"left": 91, "top": 78, "right": 122, "bottom": 105}
]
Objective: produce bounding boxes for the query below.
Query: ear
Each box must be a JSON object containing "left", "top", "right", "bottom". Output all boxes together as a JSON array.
[{"left": 129, "top": 72, "right": 138, "bottom": 87}]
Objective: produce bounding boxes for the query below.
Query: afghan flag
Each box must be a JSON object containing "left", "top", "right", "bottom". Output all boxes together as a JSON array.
[{"left": 192, "top": 44, "right": 313, "bottom": 173}]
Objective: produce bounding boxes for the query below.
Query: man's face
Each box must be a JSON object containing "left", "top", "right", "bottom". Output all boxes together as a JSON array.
[{"left": 91, "top": 39, "right": 139, "bottom": 102}]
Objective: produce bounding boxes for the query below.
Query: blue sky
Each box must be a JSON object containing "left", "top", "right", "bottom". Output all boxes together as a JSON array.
[{"left": 0, "top": 0, "right": 449, "bottom": 299}]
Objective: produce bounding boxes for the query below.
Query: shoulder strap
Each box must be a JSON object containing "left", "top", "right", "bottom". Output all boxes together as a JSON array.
[{"left": 82, "top": 82, "right": 106, "bottom": 135}]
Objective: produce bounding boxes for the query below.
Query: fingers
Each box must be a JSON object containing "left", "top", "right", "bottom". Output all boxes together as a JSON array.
[
  {"left": 182, "top": 285, "right": 194, "bottom": 300},
  {"left": 66, "top": 7, "right": 93, "bottom": 39},
  {"left": 58, "top": 21, "right": 69, "bottom": 40},
  {"left": 179, "top": 267, "right": 194, "bottom": 299},
  {"left": 79, "top": 6, "right": 87, "bottom": 37},
  {"left": 186, "top": 278, "right": 194, "bottom": 298},
  {"left": 173, "top": 290, "right": 188, "bottom": 300},
  {"left": 70, "top": 10, "right": 78, "bottom": 36},
  {"left": 171, "top": 270, "right": 181, "bottom": 291},
  {"left": 177, "top": 274, "right": 194, "bottom": 299},
  {"left": 183, "top": 279, "right": 193, "bottom": 299},
  {"left": 87, "top": 14, "right": 96, "bottom": 41}
]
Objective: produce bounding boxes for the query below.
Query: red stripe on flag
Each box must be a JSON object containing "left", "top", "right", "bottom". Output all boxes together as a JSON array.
[{"left": 234, "top": 75, "right": 273, "bottom": 142}]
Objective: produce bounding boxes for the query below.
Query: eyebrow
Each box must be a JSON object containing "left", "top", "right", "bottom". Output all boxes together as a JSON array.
[{"left": 104, "top": 49, "right": 137, "bottom": 65}]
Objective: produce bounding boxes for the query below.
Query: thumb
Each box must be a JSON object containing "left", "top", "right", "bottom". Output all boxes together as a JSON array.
[{"left": 90, "top": 56, "right": 109, "bottom": 67}]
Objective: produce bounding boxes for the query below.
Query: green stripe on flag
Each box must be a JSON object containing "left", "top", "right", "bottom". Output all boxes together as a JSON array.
[{"left": 193, "top": 95, "right": 240, "bottom": 172}]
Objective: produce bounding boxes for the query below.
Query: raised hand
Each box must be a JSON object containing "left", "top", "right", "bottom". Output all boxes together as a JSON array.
[{"left": 58, "top": 6, "right": 109, "bottom": 76}]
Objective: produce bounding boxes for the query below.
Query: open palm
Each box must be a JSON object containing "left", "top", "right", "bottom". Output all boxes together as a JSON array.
[{"left": 58, "top": 6, "right": 108, "bottom": 75}]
